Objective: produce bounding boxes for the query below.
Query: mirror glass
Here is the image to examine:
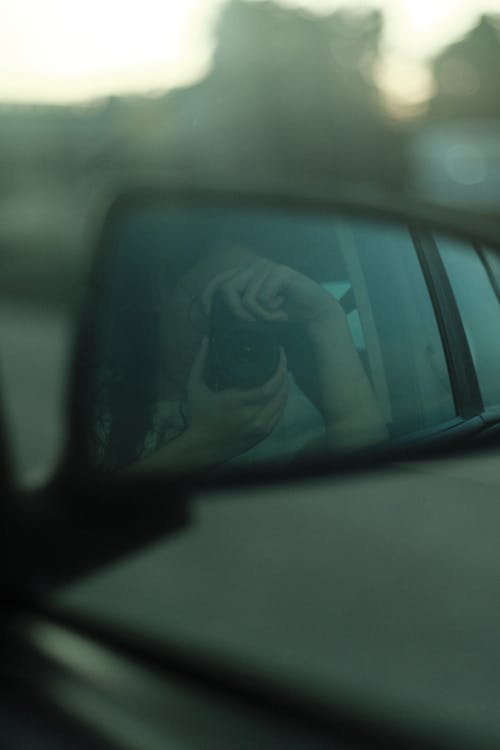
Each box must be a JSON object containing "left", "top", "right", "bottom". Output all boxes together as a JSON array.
[{"left": 75, "top": 196, "right": 500, "bottom": 477}]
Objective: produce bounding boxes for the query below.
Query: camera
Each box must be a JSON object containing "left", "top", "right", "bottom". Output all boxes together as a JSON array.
[{"left": 204, "top": 293, "right": 287, "bottom": 390}]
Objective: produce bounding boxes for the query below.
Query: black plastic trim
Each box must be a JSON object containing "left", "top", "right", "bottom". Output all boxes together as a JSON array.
[{"left": 411, "top": 228, "right": 483, "bottom": 419}]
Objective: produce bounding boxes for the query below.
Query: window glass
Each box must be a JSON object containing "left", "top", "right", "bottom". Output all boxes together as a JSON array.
[
  {"left": 85, "top": 207, "right": 457, "bottom": 474},
  {"left": 338, "top": 220, "right": 456, "bottom": 435},
  {"left": 437, "top": 235, "right": 500, "bottom": 408}
]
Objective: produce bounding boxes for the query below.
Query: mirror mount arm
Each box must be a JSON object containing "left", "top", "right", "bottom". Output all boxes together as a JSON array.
[{"left": 3, "top": 476, "right": 190, "bottom": 592}]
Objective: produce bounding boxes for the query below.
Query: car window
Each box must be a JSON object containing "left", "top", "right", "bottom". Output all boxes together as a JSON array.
[
  {"left": 270, "top": 216, "right": 457, "bottom": 438},
  {"left": 436, "top": 234, "right": 500, "bottom": 408},
  {"left": 340, "top": 220, "right": 456, "bottom": 436}
]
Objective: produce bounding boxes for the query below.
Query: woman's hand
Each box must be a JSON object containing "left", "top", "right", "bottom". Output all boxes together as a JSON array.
[
  {"left": 201, "top": 258, "right": 341, "bottom": 332},
  {"left": 183, "top": 338, "right": 289, "bottom": 464}
]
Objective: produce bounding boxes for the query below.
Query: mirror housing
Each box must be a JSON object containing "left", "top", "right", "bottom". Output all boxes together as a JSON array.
[
  {"left": 65, "top": 182, "right": 500, "bottom": 483},
  {"left": 7, "top": 180, "right": 500, "bottom": 589}
]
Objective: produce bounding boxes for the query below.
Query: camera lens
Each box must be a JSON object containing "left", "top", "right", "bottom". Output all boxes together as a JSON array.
[
  {"left": 204, "top": 293, "right": 281, "bottom": 390},
  {"left": 214, "top": 323, "right": 280, "bottom": 389}
]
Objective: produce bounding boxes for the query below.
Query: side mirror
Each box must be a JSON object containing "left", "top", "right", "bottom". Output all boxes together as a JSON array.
[
  {"left": 64, "top": 184, "right": 500, "bottom": 486},
  {"left": 6, "top": 182, "right": 500, "bottom": 589}
]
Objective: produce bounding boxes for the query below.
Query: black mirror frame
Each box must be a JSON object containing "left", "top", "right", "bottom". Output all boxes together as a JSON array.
[{"left": 62, "top": 180, "right": 500, "bottom": 490}]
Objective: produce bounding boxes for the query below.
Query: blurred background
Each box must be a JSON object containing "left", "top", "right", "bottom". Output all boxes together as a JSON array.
[{"left": 1, "top": 0, "right": 500, "bottom": 483}]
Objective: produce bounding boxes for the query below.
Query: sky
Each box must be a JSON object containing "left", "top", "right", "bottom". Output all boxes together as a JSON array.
[{"left": 2, "top": 0, "right": 500, "bottom": 107}]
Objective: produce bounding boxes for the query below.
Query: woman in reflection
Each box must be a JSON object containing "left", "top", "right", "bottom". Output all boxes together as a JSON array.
[{"left": 92, "top": 245, "right": 387, "bottom": 472}]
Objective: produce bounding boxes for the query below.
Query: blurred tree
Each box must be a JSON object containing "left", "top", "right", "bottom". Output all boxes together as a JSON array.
[
  {"left": 163, "top": 0, "right": 407, "bottom": 189},
  {"left": 428, "top": 15, "right": 500, "bottom": 121},
  {"left": 0, "top": 0, "right": 410, "bottom": 211}
]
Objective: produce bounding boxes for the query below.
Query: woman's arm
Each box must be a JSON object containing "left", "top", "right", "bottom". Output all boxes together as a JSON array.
[
  {"left": 304, "top": 307, "right": 388, "bottom": 452},
  {"left": 121, "top": 426, "right": 234, "bottom": 475}
]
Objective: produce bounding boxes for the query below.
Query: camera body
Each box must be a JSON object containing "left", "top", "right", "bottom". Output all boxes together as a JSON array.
[{"left": 204, "top": 294, "right": 289, "bottom": 390}]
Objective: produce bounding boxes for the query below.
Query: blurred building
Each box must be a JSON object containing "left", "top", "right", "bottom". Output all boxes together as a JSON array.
[
  {"left": 160, "top": 0, "right": 405, "bottom": 188},
  {"left": 411, "top": 121, "right": 500, "bottom": 211},
  {"left": 411, "top": 15, "right": 500, "bottom": 212}
]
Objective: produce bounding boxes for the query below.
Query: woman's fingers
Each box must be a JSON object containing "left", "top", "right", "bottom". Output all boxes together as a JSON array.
[
  {"left": 241, "top": 261, "right": 284, "bottom": 320},
  {"left": 256, "top": 265, "right": 290, "bottom": 306},
  {"left": 201, "top": 260, "right": 289, "bottom": 322},
  {"left": 201, "top": 257, "right": 334, "bottom": 329},
  {"left": 201, "top": 266, "right": 255, "bottom": 321},
  {"left": 186, "top": 342, "right": 289, "bottom": 454}
]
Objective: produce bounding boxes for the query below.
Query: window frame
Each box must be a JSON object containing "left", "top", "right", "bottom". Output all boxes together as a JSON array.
[
  {"left": 477, "top": 243, "right": 500, "bottom": 304},
  {"left": 410, "top": 227, "right": 484, "bottom": 421},
  {"left": 477, "top": 243, "right": 500, "bottom": 428}
]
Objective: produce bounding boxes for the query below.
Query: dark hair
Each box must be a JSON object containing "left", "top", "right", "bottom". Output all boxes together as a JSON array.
[
  {"left": 87, "top": 240, "right": 205, "bottom": 471},
  {"left": 84, "top": 202, "right": 327, "bottom": 470}
]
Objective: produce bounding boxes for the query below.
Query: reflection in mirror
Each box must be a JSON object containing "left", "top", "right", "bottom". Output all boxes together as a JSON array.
[{"left": 80, "top": 199, "right": 460, "bottom": 476}]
